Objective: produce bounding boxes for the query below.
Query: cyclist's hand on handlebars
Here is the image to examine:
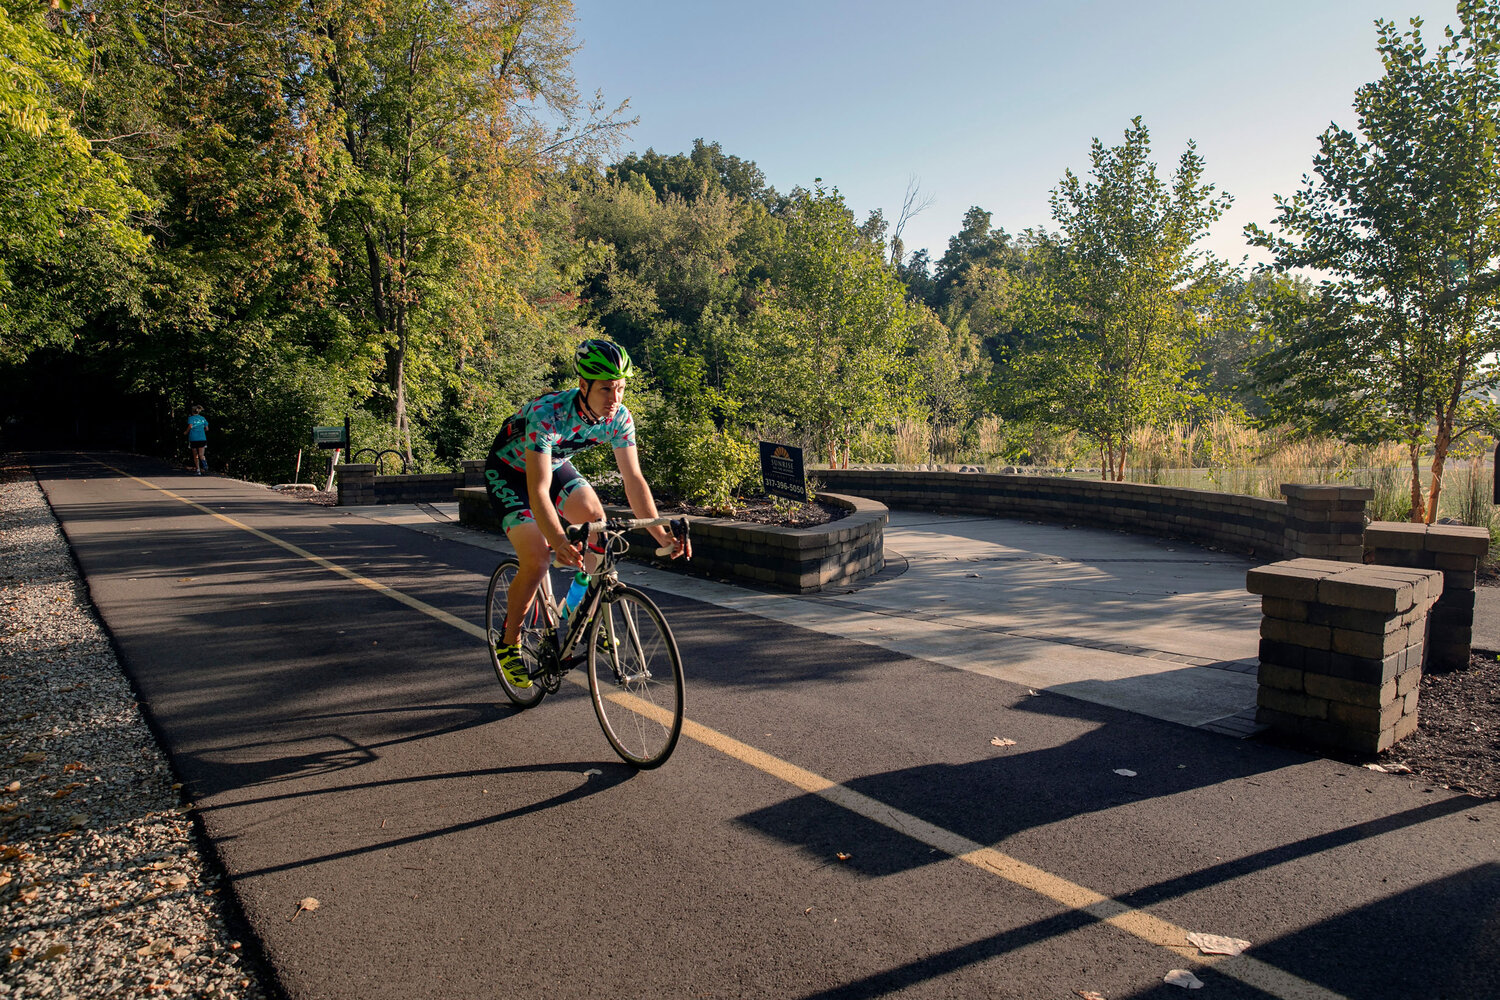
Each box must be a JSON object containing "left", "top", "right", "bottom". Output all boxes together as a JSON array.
[
  {"left": 548, "top": 530, "right": 586, "bottom": 570},
  {"left": 658, "top": 520, "right": 690, "bottom": 561}
]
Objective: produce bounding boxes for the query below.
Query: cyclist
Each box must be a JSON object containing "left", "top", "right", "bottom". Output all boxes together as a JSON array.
[{"left": 485, "top": 339, "right": 691, "bottom": 688}]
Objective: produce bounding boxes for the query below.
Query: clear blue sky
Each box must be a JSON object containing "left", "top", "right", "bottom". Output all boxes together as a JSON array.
[{"left": 569, "top": 0, "right": 1465, "bottom": 267}]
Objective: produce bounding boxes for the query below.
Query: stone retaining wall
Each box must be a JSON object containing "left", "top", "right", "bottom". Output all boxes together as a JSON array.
[
  {"left": 453, "top": 486, "right": 888, "bottom": 594},
  {"left": 815, "top": 468, "right": 1324, "bottom": 559},
  {"left": 336, "top": 461, "right": 484, "bottom": 505},
  {"left": 1248, "top": 558, "right": 1443, "bottom": 753}
]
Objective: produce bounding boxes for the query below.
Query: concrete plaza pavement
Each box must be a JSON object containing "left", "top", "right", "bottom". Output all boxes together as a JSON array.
[{"left": 346, "top": 502, "right": 1264, "bottom": 735}]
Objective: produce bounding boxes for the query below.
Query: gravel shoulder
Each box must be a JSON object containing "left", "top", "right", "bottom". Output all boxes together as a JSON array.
[{"left": 1, "top": 462, "right": 278, "bottom": 998}]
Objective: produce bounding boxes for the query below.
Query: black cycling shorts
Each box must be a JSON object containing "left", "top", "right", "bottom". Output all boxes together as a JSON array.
[{"left": 483, "top": 459, "right": 588, "bottom": 532}]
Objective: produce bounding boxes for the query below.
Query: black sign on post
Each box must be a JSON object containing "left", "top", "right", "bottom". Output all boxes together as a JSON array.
[{"left": 759, "top": 441, "right": 807, "bottom": 502}]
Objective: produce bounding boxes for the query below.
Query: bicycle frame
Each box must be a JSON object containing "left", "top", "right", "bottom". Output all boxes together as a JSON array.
[{"left": 535, "top": 516, "right": 685, "bottom": 675}]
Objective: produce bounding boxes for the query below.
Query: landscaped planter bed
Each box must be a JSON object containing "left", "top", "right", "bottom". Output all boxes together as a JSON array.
[{"left": 452, "top": 486, "right": 887, "bottom": 594}]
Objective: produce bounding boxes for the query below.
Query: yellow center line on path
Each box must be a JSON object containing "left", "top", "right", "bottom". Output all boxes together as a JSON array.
[{"left": 98, "top": 459, "right": 1347, "bottom": 1000}]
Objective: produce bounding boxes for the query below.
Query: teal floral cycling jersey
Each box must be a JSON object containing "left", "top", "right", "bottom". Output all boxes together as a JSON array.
[{"left": 487, "top": 388, "right": 636, "bottom": 472}]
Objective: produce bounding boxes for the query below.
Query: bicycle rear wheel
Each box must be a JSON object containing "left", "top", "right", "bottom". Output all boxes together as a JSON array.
[
  {"left": 587, "top": 587, "right": 684, "bottom": 768},
  {"left": 486, "top": 558, "right": 548, "bottom": 708}
]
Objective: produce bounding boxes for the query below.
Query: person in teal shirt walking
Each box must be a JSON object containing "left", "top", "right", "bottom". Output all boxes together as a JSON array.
[{"left": 186, "top": 405, "right": 208, "bottom": 474}]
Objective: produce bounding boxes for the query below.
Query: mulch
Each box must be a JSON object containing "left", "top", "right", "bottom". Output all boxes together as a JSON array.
[
  {"left": 1378, "top": 653, "right": 1500, "bottom": 798},
  {"left": 662, "top": 494, "right": 847, "bottom": 527},
  {"left": 271, "top": 484, "right": 337, "bottom": 506}
]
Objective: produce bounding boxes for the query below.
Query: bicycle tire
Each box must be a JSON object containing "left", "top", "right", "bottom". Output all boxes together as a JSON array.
[
  {"left": 586, "top": 586, "right": 684, "bottom": 768},
  {"left": 485, "top": 558, "right": 548, "bottom": 708}
]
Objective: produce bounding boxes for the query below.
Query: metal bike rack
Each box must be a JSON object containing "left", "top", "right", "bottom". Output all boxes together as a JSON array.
[{"left": 373, "top": 449, "right": 409, "bottom": 475}]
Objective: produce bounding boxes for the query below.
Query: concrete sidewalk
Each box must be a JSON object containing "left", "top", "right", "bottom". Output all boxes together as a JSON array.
[
  {"left": 342, "top": 502, "right": 1264, "bottom": 735},
  {"left": 1472, "top": 583, "right": 1500, "bottom": 655}
]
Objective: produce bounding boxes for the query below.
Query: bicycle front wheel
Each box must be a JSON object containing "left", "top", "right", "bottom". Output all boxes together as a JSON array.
[
  {"left": 587, "top": 587, "right": 684, "bottom": 768},
  {"left": 486, "top": 558, "right": 548, "bottom": 708}
]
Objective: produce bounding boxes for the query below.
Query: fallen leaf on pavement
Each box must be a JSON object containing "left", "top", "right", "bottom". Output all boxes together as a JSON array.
[
  {"left": 582, "top": 768, "right": 602, "bottom": 777},
  {"left": 1076, "top": 991, "right": 1107, "bottom": 1000},
  {"left": 1364, "top": 763, "right": 1388, "bottom": 773},
  {"left": 1114, "top": 769, "right": 1137, "bottom": 777},
  {"left": 41, "top": 944, "right": 67, "bottom": 961},
  {"left": 8, "top": 946, "right": 25, "bottom": 964},
  {"left": 1186, "top": 932, "right": 1250, "bottom": 956},
  {"left": 4, "top": 781, "right": 19, "bottom": 793},
  {"left": 835, "top": 852, "right": 851, "bottom": 862},
  {"left": 166, "top": 874, "right": 189, "bottom": 889},
  {"left": 290, "top": 897, "right": 320, "bottom": 922},
  {"left": 990, "top": 738, "right": 1017, "bottom": 747},
  {"left": 137, "top": 939, "right": 173, "bottom": 957},
  {"left": 1164, "top": 969, "right": 1204, "bottom": 989}
]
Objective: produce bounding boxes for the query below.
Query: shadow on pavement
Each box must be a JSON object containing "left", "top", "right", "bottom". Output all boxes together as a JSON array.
[{"left": 220, "top": 758, "right": 637, "bottom": 881}]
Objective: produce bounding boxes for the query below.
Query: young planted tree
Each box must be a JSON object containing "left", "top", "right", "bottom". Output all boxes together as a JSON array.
[
  {"left": 1247, "top": 1, "right": 1500, "bottom": 522},
  {"left": 1005, "top": 118, "right": 1234, "bottom": 480}
]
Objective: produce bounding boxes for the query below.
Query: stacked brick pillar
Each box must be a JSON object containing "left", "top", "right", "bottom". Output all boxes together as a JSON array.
[
  {"left": 1280, "top": 484, "right": 1372, "bottom": 561},
  {"left": 1364, "top": 522, "right": 1491, "bottom": 669},
  {"left": 1248, "top": 559, "right": 1443, "bottom": 753}
]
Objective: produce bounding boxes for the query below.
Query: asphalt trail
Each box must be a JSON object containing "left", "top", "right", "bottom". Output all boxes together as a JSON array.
[{"left": 33, "top": 453, "right": 1499, "bottom": 1000}]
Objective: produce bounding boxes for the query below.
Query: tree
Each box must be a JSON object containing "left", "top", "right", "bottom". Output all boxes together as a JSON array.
[
  {"left": 932, "top": 205, "right": 1015, "bottom": 307},
  {"left": 1247, "top": 1, "right": 1500, "bottom": 522},
  {"left": 1005, "top": 117, "right": 1234, "bottom": 480},
  {"left": 609, "top": 139, "right": 773, "bottom": 207},
  {"left": 733, "top": 185, "right": 917, "bottom": 464},
  {"left": 573, "top": 172, "right": 751, "bottom": 385},
  {"left": 0, "top": 0, "right": 149, "bottom": 364},
  {"left": 887, "top": 173, "right": 935, "bottom": 268},
  {"left": 313, "top": 0, "right": 622, "bottom": 465}
]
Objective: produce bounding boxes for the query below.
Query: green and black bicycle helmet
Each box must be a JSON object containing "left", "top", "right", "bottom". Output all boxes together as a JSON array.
[{"left": 575, "top": 338, "right": 634, "bottom": 380}]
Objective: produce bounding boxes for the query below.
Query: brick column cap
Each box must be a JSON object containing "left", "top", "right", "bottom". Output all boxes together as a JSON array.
[
  {"left": 1363, "top": 522, "right": 1428, "bottom": 549},
  {"left": 1365, "top": 520, "right": 1491, "bottom": 556},
  {"left": 1249, "top": 558, "right": 1442, "bottom": 612}
]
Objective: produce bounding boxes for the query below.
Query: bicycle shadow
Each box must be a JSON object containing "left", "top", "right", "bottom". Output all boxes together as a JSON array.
[{"left": 210, "top": 757, "right": 638, "bottom": 881}]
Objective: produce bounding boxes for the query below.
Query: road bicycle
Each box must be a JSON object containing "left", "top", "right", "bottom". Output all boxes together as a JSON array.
[{"left": 485, "top": 516, "right": 689, "bottom": 768}]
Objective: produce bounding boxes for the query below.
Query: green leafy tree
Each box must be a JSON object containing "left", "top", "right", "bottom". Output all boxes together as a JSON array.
[
  {"left": 574, "top": 172, "right": 751, "bottom": 385},
  {"left": 0, "top": 0, "right": 149, "bottom": 364},
  {"left": 734, "top": 184, "right": 917, "bottom": 464},
  {"left": 609, "top": 139, "right": 774, "bottom": 207},
  {"left": 1248, "top": 1, "right": 1500, "bottom": 522},
  {"left": 1006, "top": 117, "right": 1234, "bottom": 480},
  {"left": 313, "top": 0, "right": 621, "bottom": 466},
  {"left": 55, "top": 0, "right": 359, "bottom": 478}
]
